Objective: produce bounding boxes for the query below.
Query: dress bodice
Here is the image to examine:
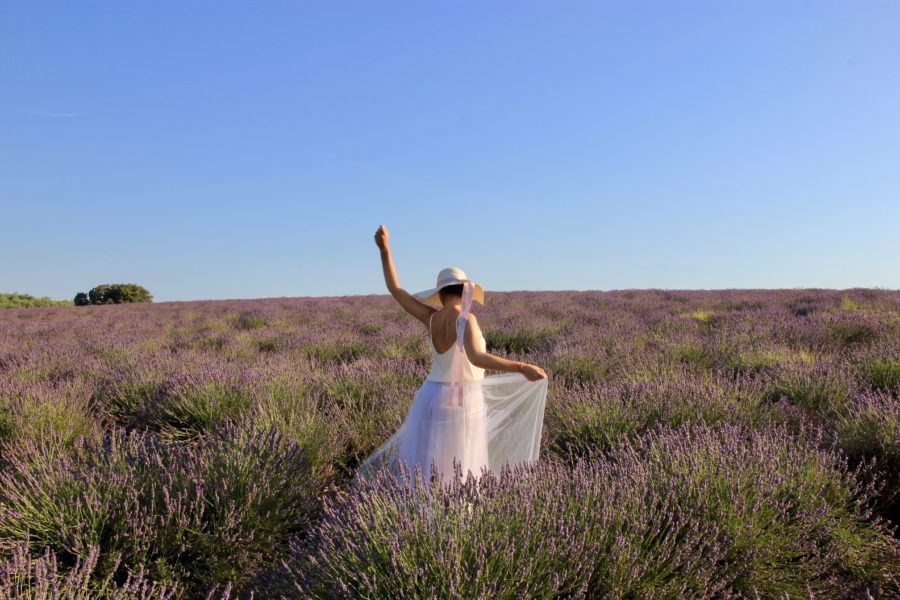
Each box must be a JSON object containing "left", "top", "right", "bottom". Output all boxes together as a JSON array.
[{"left": 425, "top": 312, "right": 486, "bottom": 382}]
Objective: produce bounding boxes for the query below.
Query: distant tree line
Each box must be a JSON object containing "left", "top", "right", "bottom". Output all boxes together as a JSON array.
[
  {"left": 74, "top": 284, "right": 153, "bottom": 306},
  {"left": 0, "top": 293, "right": 73, "bottom": 309}
]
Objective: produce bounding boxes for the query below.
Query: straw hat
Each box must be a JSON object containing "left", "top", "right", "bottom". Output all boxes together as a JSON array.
[{"left": 414, "top": 267, "right": 485, "bottom": 309}]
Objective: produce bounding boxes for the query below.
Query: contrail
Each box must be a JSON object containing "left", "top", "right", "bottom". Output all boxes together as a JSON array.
[{"left": 0, "top": 103, "right": 78, "bottom": 118}]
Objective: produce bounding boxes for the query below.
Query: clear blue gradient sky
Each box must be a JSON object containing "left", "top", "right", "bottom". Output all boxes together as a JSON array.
[{"left": 2, "top": 1, "right": 898, "bottom": 302}]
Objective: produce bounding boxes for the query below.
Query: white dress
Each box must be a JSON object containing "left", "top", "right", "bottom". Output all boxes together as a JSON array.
[
  {"left": 356, "top": 283, "right": 549, "bottom": 490},
  {"left": 396, "top": 311, "right": 490, "bottom": 482}
]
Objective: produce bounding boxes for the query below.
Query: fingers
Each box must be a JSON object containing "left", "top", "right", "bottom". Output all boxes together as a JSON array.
[
  {"left": 526, "top": 365, "right": 548, "bottom": 380},
  {"left": 521, "top": 365, "right": 539, "bottom": 381},
  {"left": 374, "top": 225, "right": 388, "bottom": 248}
]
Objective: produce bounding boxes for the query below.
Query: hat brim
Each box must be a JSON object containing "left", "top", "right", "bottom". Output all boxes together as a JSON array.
[{"left": 413, "top": 282, "right": 484, "bottom": 309}]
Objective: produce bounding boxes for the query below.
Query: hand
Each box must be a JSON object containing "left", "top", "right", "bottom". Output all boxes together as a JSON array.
[
  {"left": 519, "top": 363, "right": 547, "bottom": 381},
  {"left": 374, "top": 224, "right": 389, "bottom": 251}
]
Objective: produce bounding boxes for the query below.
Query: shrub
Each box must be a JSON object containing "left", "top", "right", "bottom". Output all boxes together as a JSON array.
[
  {"left": 0, "top": 543, "right": 179, "bottom": 599},
  {"left": 231, "top": 311, "right": 266, "bottom": 330},
  {"left": 832, "top": 322, "right": 878, "bottom": 348},
  {"left": 254, "top": 337, "right": 280, "bottom": 353},
  {"left": 303, "top": 340, "right": 367, "bottom": 363},
  {"left": 545, "top": 377, "right": 749, "bottom": 459},
  {"left": 0, "top": 379, "right": 101, "bottom": 450},
  {"left": 0, "top": 293, "right": 72, "bottom": 309},
  {"left": 483, "top": 326, "right": 557, "bottom": 355},
  {"left": 308, "top": 362, "right": 422, "bottom": 475},
  {"left": 77, "top": 284, "right": 153, "bottom": 305},
  {"left": 0, "top": 421, "right": 317, "bottom": 597},
  {"left": 787, "top": 296, "right": 821, "bottom": 317},
  {"left": 251, "top": 381, "right": 345, "bottom": 487},
  {"left": 688, "top": 310, "right": 714, "bottom": 322},
  {"left": 857, "top": 357, "right": 900, "bottom": 393},
  {"left": 548, "top": 353, "right": 608, "bottom": 385},
  {"left": 94, "top": 381, "right": 164, "bottom": 432},
  {"left": 154, "top": 375, "right": 254, "bottom": 442},
  {"left": 673, "top": 340, "right": 719, "bottom": 371},
  {"left": 841, "top": 296, "right": 861, "bottom": 311},
  {"left": 760, "top": 362, "right": 855, "bottom": 420},
  {"left": 281, "top": 423, "right": 900, "bottom": 599},
  {"left": 284, "top": 454, "right": 726, "bottom": 599},
  {"left": 832, "top": 390, "right": 900, "bottom": 520},
  {"left": 725, "top": 347, "right": 815, "bottom": 378}
]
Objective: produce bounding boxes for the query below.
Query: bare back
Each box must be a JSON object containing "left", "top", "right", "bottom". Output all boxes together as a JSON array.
[{"left": 428, "top": 308, "right": 462, "bottom": 354}]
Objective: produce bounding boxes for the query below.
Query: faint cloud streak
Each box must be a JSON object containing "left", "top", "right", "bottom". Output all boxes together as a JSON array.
[{"left": 1, "top": 103, "right": 79, "bottom": 118}]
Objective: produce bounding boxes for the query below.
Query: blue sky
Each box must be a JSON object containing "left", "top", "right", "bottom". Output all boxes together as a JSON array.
[{"left": 2, "top": 1, "right": 898, "bottom": 302}]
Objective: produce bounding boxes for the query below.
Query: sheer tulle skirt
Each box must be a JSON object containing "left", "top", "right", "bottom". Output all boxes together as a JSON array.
[
  {"left": 399, "top": 379, "right": 490, "bottom": 483},
  {"left": 355, "top": 372, "right": 548, "bottom": 491}
]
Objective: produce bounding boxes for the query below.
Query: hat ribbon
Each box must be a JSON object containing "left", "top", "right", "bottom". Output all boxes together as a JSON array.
[{"left": 447, "top": 281, "right": 475, "bottom": 407}]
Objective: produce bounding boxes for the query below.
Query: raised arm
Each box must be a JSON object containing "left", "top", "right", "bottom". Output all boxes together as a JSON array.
[
  {"left": 463, "top": 314, "right": 547, "bottom": 381},
  {"left": 374, "top": 224, "right": 435, "bottom": 326}
]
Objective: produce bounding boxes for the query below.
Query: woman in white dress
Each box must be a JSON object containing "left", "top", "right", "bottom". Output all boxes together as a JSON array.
[{"left": 356, "top": 225, "right": 548, "bottom": 490}]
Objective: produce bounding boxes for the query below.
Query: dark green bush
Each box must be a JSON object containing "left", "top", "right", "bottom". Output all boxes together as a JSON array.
[{"left": 75, "top": 284, "right": 153, "bottom": 305}]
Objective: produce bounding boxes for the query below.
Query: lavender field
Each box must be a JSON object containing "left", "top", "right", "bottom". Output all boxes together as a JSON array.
[{"left": 0, "top": 289, "right": 898, "bottom": 599}]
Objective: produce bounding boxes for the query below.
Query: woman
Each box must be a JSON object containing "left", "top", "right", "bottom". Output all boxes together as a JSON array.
[{"left": 356, "top": 224, "right": 548, "bottom": 491}]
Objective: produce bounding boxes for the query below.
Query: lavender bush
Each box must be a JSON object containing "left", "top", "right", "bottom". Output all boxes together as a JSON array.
[
  {"left": 0, "top": 378, "right": 103, "bottom": 453},
  {"left": 0, "top": 288, "right": 898, "bottom": 597},
  {"left": 831, "top": 389, "right": 900, "bottom": 516},
  {"left": 0, "top": 542, "right": 179, "bottom": 599},
  {"left": 283, "top": 423, "right": 898, "bottom": 599},
  {"left": 0, "top": 421, "right": 319, "bottom": 596}
]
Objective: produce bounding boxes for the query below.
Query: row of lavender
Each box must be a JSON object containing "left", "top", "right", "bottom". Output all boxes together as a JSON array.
[{"left": 0, "top": 289, "right": 898, "bottom": 597}]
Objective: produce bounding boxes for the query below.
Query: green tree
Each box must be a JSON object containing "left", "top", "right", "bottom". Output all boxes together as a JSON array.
[
  {"left": 82, "top": 284, "right": 153, "bottom": 305},
  {"left": 112, "top": 283, "right": 153, "bottom": 303},
  {"left": 88, "top": 284, "right": 114, "bottom": 304}
]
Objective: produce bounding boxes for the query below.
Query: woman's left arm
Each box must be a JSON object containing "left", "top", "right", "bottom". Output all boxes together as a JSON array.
[{"left": 375, "top": 225, "right": 434, "bottom": 326}]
